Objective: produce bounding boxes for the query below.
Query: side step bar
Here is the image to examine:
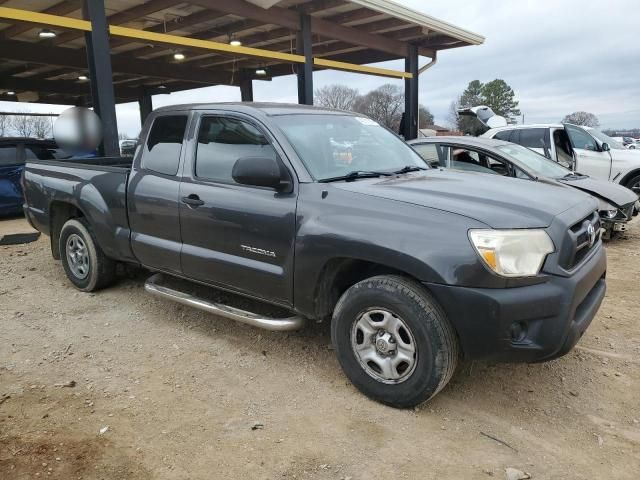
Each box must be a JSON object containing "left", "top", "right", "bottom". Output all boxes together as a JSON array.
[{"left": 144, "top": 273, "right": 306, "bottom": 331}]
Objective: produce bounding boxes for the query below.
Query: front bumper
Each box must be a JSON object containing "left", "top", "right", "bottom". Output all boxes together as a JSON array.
[{"left": 425, "top": 244, "right": 606, "bottom": 363}]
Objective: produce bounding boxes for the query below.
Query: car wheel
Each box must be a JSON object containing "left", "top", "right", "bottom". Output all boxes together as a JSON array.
[
  {"left": 59, "top": 218, "right": 116, "bottom": 291},
  {"left": 331, "top": 275, "right": 459, "bottom": 408},
  {"left": 625, "top": 174, "right": 640, "bottom": 196}
]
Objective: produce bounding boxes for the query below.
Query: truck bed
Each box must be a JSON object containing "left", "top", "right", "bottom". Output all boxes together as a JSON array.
[{"left": 23, "top": 155, "right": 135, "bottom": 263}]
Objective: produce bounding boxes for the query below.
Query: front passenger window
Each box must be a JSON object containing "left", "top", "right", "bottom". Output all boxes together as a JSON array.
[
  {"left": 565, "top": 125, "right": 598, "bottom": 152},
  {"left": 195, "top": 116, "right": 277, "bottom": 184},
  {"left": 412, "top": 143, "right": 443, "bottom": 167}
]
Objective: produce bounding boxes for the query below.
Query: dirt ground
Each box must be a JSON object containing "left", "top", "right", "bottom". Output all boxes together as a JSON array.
[{"left": 1, "top": 217, "right": 639, "bottom": 480}]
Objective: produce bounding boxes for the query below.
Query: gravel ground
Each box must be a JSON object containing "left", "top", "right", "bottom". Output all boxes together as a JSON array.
[{"left": 1, "top": 218, "right": 639, "bottom": 479}]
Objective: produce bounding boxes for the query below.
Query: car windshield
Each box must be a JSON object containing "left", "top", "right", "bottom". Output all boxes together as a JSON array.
[
  {"left": 585, "top": 127, "right": 625, "bottom": 149},
  {"left": 496, "top": 143, "right": 571, "bottom": 178},
  {"left": 273, "top": 114, "right": 427, "bottom": 180}
]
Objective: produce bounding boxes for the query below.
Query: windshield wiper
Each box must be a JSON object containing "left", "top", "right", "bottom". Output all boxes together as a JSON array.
[
  {"left": 392, "top": 165, "right": 428, "bottom": 174},
  {"left": 319, "top": 170, "right": 393, "bottom": 183},
  {"left": 562, "top": 172, "right": 585, "bottom": 180}
]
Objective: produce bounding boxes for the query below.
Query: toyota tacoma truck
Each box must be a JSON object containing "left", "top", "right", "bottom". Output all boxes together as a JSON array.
[{"left": 22, "top": 103, "right": 607, "bottom": 408}]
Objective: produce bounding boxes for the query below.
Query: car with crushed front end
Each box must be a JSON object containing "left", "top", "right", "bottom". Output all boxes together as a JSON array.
[
  {"left": 22, "top": 103, "right": 607, "bottom": 408},
  {"left": 408, "top": 136, "right": 639, "bottom": 239}
]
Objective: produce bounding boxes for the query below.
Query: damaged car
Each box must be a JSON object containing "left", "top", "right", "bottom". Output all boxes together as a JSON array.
[{"left": 408, "top": 136, "right": 639, "bottom": 239}]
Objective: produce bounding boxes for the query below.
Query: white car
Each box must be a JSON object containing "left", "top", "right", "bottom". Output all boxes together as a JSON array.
[{"left": 460, "top": 107, "right": 640, "bottom": 194}]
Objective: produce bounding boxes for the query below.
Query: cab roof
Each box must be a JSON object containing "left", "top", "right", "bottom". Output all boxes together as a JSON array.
[{"left": 154, "top": 102, "right": 354, "bottom": 117}]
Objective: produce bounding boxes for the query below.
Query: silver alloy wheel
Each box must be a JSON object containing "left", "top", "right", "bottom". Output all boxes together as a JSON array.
[
  {"left": 631, "top": 179, "right": 640, "bottom": 194},
  {"left": 351, "top": 308, "right": 417, "bottom": 384},
  {"left": 66, "top": 233, "right": 90, "bottom": 279}
]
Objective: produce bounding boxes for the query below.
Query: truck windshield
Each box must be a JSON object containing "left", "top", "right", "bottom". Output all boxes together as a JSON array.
[
  {"left": 496, "top": 143, "right": 571, "bottom": 178},
  {"left": 273, "top": 114, "right": 427, "bottom": 181}
]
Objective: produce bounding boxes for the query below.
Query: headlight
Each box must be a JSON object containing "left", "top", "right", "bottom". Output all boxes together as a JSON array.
[
  {"left": 469, "top": 229, "right": 555, "bottom": 277},
  {"left": 597, "top": 199, "right": 618, "bottom": 219}
]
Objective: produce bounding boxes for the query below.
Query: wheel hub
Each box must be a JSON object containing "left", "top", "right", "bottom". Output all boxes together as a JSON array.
[
  {"left": 351, "top": 308, "right": 417, "bottom": 384},
  {"left": 66, "top": 233, "right": 89, "bottom": 280},
  {"left": 375, "top": 331, "right": 396, "bottom": 354}
]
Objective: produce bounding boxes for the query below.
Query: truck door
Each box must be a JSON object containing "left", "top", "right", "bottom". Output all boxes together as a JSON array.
[
  {"left": 128, "top": 113, "right": 189, "bottom": 273},
  {"left": 179, "top": 113, "right": 297, "bottom": 306},
  {"left": 564, "top": 124, "right": 612, "bottom": 180}
]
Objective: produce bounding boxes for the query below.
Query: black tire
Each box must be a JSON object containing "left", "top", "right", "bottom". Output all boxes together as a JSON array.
[
  {"left": 625, "top": 174, "right": 640, "bottom": 196},
  {"left": 331, "top": 275, "right": 458, "bottom": 408},
  {"left": 59, "top": 218, "right": 116, "bottom": 291}
]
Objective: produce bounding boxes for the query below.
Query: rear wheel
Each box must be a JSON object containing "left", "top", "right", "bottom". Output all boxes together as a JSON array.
[
  {"left": 331, "top": 275, "right": 459, "bottom": 408},
  {"left": 59, "top": 218, "right": 116, "bottom": 291}
]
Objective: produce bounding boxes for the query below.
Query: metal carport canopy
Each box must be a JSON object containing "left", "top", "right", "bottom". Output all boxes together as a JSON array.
[{"left": 0, "top": 0, "right": 484, "bottom": 150}]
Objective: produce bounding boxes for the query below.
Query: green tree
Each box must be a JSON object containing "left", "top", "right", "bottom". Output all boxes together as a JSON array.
[
  {"left": 481, "top": 79, "right": 521, "bottom": 122},
  {"left": 457, "top": 80, "right": 486, "bottom": 135},
  {"left": 418, "top": 104, "right": 434, "bottom": 129},
  {"left": 453, "top": 79, "right": 521, "bottom": 135}
]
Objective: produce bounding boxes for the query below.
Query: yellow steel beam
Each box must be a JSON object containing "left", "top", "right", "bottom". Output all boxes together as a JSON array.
[
  {"left": 0, "top": 7, "right": 413, "bottom": 80},
  {"left": 314, "top": 58, "right": 413, "bottom": 79},
  {"left": 109, "top": 26, "right": 305, "bottom": 64}
]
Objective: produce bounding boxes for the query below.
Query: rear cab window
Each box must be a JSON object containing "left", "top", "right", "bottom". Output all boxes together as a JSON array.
[{"left": 142, "top": 115, "right": 188, "bottom": 175}]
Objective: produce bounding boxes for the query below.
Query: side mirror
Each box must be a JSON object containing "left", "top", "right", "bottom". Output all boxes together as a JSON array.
[
  {"left": 232, "top": 156, "right": 288, "bottom": 191},
  {"left": 601, "top": 142, "right": 610, "bottom": 152}
]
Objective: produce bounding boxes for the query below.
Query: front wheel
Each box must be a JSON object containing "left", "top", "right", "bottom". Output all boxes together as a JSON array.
[
  {"left": 59, "top": 218, "right": 116, "bottom": 291},
  {"left": 625, "top": 174, "right": 640, "bottom": 196},
  {"left": 331, "top": 275, "right": 459, "bottom": 408}
]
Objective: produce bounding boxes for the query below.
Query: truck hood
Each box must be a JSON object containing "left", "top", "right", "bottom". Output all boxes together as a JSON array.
[
  {"left": 559, "top": 176, "right": 638, "bottom": 206},
  {"left": 332, "top": 169, "right": 594, "bottom": 229}
]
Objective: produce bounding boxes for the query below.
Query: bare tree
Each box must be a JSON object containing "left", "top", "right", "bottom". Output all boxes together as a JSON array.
[
  {"left": 447, "top": 100, "right": 460, "bottom": 130},
  {"left": 314, "top": 84, "right": 360, "bottom": 111},
  {"left": 0, "top": 114, "right": 9, "bottom": 137},
  {"left": 32, "top": 116, "right": 53, "bottom": 139},
  {"left": 11, "top": 114, "right": 36, "bottom": 138},
  {"left": 562, "top": 111, "right": 600, "bottom": 127},
  {"left": 353, "top": 84, "right": 404, "bottom": 131}
]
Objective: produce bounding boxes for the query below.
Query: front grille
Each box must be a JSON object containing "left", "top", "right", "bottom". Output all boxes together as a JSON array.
[{"left": 561, "top": 211, "right": 601, "bottom": 270}]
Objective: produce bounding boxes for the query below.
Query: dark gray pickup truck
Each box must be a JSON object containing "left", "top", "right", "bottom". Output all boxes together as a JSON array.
[{"left": 23, "top": 103, "right": 606, "bottom": 407}]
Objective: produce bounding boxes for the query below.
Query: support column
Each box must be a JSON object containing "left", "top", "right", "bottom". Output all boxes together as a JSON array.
[
  {"left": 296, "top": 13, "right": 313, "bottom": 105},
  {"left": 83, "top": 0, "right": 119, "bottom": 156},
  {"left": 138, "top": 93, "right": 153, "bottom": 126},
  {"left": 239, "top": 71, "right": 254, "bottom": 102},
  {"left": 403, "top": 44, "right": 419, "bottom": 140}
]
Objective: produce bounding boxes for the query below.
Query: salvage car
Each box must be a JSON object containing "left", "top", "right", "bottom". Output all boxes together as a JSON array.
[
  {"left": 459, "top": 106, "right": 640, "bottom": 195},
  {"left": 23, "top": 103, "right": 607, "bottom": 407},
  {"left": 0, "top": 137, "right": 64, "bottom": 217},
  {"left": 408, "top": 136, "right": 639, "bottom": 238}
]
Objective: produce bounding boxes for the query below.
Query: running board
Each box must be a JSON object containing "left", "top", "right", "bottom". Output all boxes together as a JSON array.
[{"left": 144, "top": 273, "right": 305, "bottom": 331}]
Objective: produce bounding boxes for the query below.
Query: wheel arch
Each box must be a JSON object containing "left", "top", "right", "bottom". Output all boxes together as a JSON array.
[
  {"left": 311, "top": 257, "right": 430, "bottom": 321},
  {"left": 619, "top": 168, "right": 640, "bottom": 188},
  {"left": 49, "top": 201, "right": 86, "bottom": 260}
]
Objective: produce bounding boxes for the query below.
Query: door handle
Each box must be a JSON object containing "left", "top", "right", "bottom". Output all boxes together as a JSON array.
[{"left": 181, "top": 194, "right": 204, "bottom": 207}]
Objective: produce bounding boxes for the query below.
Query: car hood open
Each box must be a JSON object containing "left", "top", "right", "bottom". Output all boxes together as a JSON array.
[
  {"left": 559, "top": 176, "right": 638, "bottom": 207},
  {"left": 333, "top": 169, "right": 594, "bottom": 229}
]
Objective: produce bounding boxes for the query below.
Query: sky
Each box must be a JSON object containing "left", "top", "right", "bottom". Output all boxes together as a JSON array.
[{"left": 2, "top": 0, "right": 639, "bottom": 137}]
